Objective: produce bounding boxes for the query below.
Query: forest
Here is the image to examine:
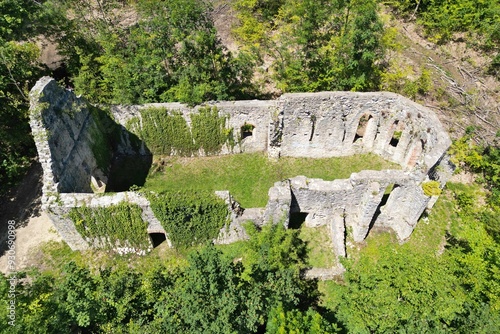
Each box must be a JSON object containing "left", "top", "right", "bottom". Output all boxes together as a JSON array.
[{"left": 1, "top": 0, "right": 500, "bottom": 332}]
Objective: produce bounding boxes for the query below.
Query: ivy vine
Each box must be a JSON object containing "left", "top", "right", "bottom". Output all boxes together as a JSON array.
[
  {"left": 69, "top": 202, "right": 150, "bottom": 249},
  {"left": 126, "top": 106, "right": 233, "bottom": 156},
  {"left": 191, "top": 106, "right": 230, "bottom": 154},
  {"left": 147, "top": 190, "right": 229, "bottom": 249}
]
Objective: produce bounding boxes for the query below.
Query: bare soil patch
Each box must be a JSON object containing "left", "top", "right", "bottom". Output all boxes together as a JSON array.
[
  {"left": 391, "top": 16, "right": 500, "bottom": 143},
  {"left": 0, "top": 162, "right": 63, "bottom": 274},
  {"left": 0, "top": 212, "right": 62, "bottom": 274}
]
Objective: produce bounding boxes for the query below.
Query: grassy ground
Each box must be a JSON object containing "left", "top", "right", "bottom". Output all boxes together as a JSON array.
[
  {"left": 299, "top": 226, "right": 338, "bottom": 268},
  {"left": 143, "top": 152, "right": 398, "bottom": 208}
]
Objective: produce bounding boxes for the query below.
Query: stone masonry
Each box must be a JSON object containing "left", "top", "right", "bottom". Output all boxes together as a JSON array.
[{"left": 30, "top": 77, "right": 454, "bottom": 266}]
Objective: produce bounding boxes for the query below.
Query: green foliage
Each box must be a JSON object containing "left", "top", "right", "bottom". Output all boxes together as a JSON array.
[
  {"left": 234, "top": 0, "right": 385, "bottom": 92},
  {"left": 147, "top": 190, "right": 229, "bottom": 249},
  {"left": 127, "top": 107, "right": 195, "bottom": 156},
  {"left": 65, "top": 0, "right": 255, "bottom": 105},
  {"left": 488, "top": 53, "right": 500, "bottom": 78},
  {"left": 191, "top": 106, "right": 231, "bottom": 154},
  {"left": 158, "top": 245, "right": 250, "bottom": 333},
  {"left": 126, "top": 106, "right": 232, "bottom": 156},
  {"left": 381, "top": 63, "right": 433, "bottom": 99},
  {"left": 266, "top": 303, "right": 340, "bottom": 333},
  {"left": 386, "top": 0, "right": 500, "bottom": 68},
  {"left": 334, "top": 244, "right": 468, "bottom": 333},
  {"left": 245, "top": 223, "right": 308, "bottom": 272},
  {"left": 58, "top": 262, "right": 102, "bottom": 328},
  {"left": 0, "top": 40, "right": 42, "bottom": 194},
  {"left": 422, "top": 180, "right": 442, "bottom": 196},
  {"left": 69, "top": 202, "right": 150, "bottom": 249},
  {"left": 1, "top": 222, "right": 331, "bottom": 333},
  {"left": 450, "top": 136, "right": 500, "bottom": 191}
]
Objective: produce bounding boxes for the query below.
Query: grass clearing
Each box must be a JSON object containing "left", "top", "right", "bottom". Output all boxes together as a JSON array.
[
  {"left": 144, "top": 152, "right": 399, "bottom": 207},
  {"left": 299, "top": 225, "right": 338, "bottom": 268}
]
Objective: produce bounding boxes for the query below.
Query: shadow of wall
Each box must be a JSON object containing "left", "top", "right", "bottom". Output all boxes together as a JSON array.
[{"left": 29, "top": 77, "right": 152, "bottom": 195}]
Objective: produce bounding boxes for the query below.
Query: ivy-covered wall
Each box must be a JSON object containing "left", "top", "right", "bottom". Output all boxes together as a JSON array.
[
  {"left": 147, "top": 190, "right": 230, "bottom": 249},
  {"left": 69, "top": 202, "right": 151, "bottom": 250},
  {"left": 126, "top": 106, "right": 233, "bottom": 156}
]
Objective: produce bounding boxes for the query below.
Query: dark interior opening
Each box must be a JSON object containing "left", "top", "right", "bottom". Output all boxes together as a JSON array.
[
  {"left": 241, "top": 123, "right": 255, "bottom": 140},
  {"left": 389, "top": 135, "right": 400, "bottom": 147},
  {"left": 353, "top": 114, "right": 372, "bottom": 143},
  {"left": 389, "top": 120, "right": 402, "bottom": 148},
  {"left": 52, "top": 62, "right": 72, "bottom": 89},
  {"left": 149, "top": 233, "right": 167, "bottom": 248},
  {"left": 308, "top": 114, "right": 316, "bottom": 141},
  {"left": 289, "top": 212, "right": 308, "bottom": 229}
]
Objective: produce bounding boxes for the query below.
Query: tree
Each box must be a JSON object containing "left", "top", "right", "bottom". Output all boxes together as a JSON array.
[
  {"left": 0, "top": 0, "right": 58, "bottom": 193},
  {"left": 66, "top": 0, "right": 255, "bottom": 105},
  {"left": 233, "top": 0, "right": 385, "bottom": 93}
]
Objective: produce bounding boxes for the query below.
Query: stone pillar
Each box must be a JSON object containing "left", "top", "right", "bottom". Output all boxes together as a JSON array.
[
  {"left": 348, "top": 180, "right": 389, "bottom": 242},
  {"left": 392, "top": 129, "right": 413, "bottom": 164},
  {"left": 329, "top": 208, "right": 346, "bottom": 257},
  {"left": 263, "top": 180, "right": 292, "bottom": 226},
  {"left": 373, "top": 118, "right": 392, "bottom": 156},
  {"left": 362, "top": 117, "right": 378, "bottom": 149}
]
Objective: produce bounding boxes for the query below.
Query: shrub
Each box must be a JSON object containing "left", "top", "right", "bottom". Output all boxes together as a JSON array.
[{"left": 422, "top": 181, "right": 442, "bottom": 196}]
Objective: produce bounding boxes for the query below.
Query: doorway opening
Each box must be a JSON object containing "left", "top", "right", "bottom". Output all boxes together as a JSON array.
[{"left": 149, "top": 233, "right": 167, "bottom": 248}]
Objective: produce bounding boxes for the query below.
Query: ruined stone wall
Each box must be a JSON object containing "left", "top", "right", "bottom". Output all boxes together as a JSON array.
[
  {"left": 276, "top": 92, "right": 450, "bottom": 171},
  {"left": 46, "top": 192, "right": 166, "bottom": 250},
  {"left": 29, "top": 77, "right": 108, "bottom": 195},
  {"left": 30, "top": 77, "right": 453, "bottom": 258},
  {"left": 112, "top": 92, "right": 450, "bottom": 173},
  {"left": 110, "top": 100, "right": 273, "bottom": 155}
]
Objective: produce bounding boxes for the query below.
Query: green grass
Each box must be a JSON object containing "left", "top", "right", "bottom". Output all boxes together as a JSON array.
[
  {"left": 34, "top": 240, "right": 190, "bottom": 276},
  {"left": 299, "top": 226, "right": 338, "bottom": 268},
  {"left": 144, "top": 152, "right": 399, "bottom": 208}
]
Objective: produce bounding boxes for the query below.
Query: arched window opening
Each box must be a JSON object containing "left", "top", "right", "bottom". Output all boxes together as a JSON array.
[
  {"left": 353, "top": 114, "right": 372, "bottom": 143},
  {"left": 389, "top": 120, "right": 404, "bottom": 148}
]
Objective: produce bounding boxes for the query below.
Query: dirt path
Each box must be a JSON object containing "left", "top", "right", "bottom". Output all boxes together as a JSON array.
[
  {"left": 0, "top": 212, "right": 62, "bottom": 274},
  {"left": 0, "top": 162, "right": 63, "bottom": 274}
]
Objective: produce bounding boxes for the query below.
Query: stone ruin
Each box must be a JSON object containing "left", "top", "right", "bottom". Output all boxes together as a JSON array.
[{"left": 29, "top": 77, "right": 454, "bottom": 274}]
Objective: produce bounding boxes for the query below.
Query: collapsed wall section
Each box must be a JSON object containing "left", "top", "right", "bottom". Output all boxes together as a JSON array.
[{"left": 259, "top": 169, "right": 434, "bottom": 262}]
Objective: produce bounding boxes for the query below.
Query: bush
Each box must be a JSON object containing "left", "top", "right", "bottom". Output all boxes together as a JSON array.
[{"left": 422, "top": 181, "right": 442, "bottom": 196}]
